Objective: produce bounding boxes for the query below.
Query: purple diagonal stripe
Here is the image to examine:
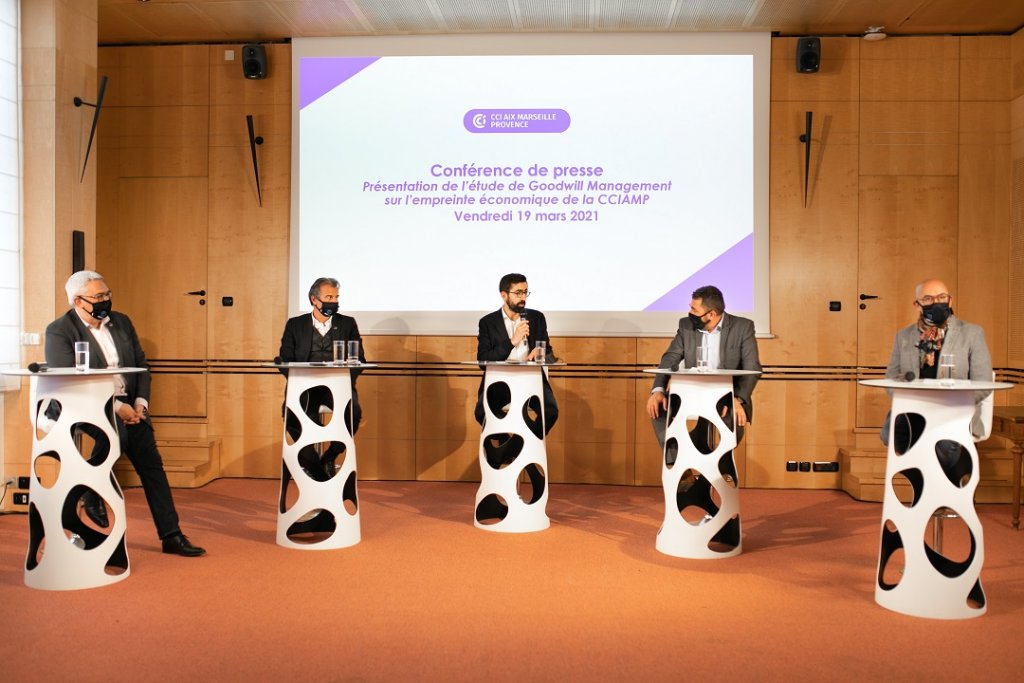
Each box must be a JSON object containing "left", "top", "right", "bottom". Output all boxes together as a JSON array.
[
  {"left": 643, "top": 233, "right": 754, "bottom": 312},
  {"left": 300, "top": 57, "right": 380, "bottom": 110}
]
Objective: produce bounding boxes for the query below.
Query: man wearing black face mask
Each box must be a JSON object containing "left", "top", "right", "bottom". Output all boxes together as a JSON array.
[
  {"left": 45, "top": 271, "right": 206, "bottom": 557},
  {"left": 278, "top": 277, "right": 365, "bottom": 484},
  {"left": 646, "top": 285, "right": 761, "bottom": 465},
  {"left": 881, "top": 278, "right": 992, "bottom": 445}
]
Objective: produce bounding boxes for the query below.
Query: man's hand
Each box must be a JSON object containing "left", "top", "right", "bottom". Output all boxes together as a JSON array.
[
  {"left": 729, "top": 398, "right": 748, "bottom": 427},
  {"left": 117, "top": 402, "right": 141, "bottom": 424},
  {"left": 511, "top": 319, "right": 530, "bottom": 346},
  {"left": 647, "top": 391, "right": 667, "bottom": 419}
]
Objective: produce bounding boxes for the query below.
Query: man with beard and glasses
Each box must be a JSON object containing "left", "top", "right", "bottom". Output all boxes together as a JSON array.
[
  {"left": 880, "top": 278, "right": 993, "bottom": 460},
  {"left": 45, "top": 270, "right": 206, "bottom": 557},
  {"left": 646, "top": 285, "right": 761, "bottom": 466},
  {"left": 278, "top": 277, "right": 366, "bottom": 484},
  {"left": 474, "top": 273, "right": 559, "bottom": 454}
]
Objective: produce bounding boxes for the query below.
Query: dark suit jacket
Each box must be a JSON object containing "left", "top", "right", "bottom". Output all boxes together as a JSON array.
[
  {"left": 651, "top": 312, "right": 761, "bottom": 420},
  {"left": 45, "top": 309, "right": 152, "bottom": 405},
  {"left": 476, "top": 307, "right": 555, "bottom": 364},
  {"left": 278, "top": 313, "right": 366, "bottom": 382},
  {"left": 475, "top": 308, "right": 557, "bottom": 423}
]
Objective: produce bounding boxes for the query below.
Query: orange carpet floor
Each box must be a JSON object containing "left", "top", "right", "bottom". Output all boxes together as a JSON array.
[{"left": 1, "top": 479, "right": 1022, "bottom": 682}]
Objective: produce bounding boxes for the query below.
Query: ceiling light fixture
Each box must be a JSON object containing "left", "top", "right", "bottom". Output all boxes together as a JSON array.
[{"left": 863, "top": 26, "right": 887, "bottom": 41}]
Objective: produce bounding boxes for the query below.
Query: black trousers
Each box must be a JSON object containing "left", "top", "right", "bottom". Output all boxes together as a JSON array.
[{"left": 82, "top": 420, "right": 181, "bottom": 540}]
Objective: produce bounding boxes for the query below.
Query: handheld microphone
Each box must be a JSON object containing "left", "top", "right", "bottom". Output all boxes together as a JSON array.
[
  {"left": 273, "top": 356, "right": 283, "bottom": 365},
  {"left": 670, "top": 362, "right": 680, "bottom": 372},
  {"left": 903, "top": 371, "right": 915, "bottom": 382},
  {"left": 28, "top": 362, "right": 49, "bottom": 373}
]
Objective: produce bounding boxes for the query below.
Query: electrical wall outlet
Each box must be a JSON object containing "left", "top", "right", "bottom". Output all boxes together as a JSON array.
[
  {"left": 798, "top": 461, "right": 811, "bottom": 472},
  {"left": 13, "top": 492, "right": 29, "bottom": 506},
  {"left": 812, "top": 461, "right": 839, "bottom": 473},
  {"left": 785, "top": 461, "right": 798, "bottom": 472},
  {"left": 17, "top": 476, "right": 30, "bottom": 489}
]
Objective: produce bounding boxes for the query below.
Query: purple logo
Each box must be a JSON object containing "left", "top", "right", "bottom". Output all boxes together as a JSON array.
[{"left": 464, "top": 109, "right": 571, "bottom": 134}]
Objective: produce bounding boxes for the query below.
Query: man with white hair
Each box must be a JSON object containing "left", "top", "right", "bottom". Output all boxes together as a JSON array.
[{"left": 44, "top": 270, "right": 205, "bottom": 557}]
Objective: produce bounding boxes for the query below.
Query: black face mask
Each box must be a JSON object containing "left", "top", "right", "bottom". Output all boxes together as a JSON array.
[
  {"left": 689, "top": 313, "right": 707, "bottom": 331},
  {"left": 920, "top": 302, "right": 951, "bottom": 326},
  {"left": 317, "top": 301, "right": 339, "bottom": 317},
  {"left": 88, "top": 299, "right": 112, "bottom": 320}
]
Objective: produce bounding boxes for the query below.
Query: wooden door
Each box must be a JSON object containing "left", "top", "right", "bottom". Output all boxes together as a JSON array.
[
  {"left": 109, "top": 177, "right": 209, "bottom": 417},
  {"left": 856, "top": 175, "right": 957, "bottom": 427}
]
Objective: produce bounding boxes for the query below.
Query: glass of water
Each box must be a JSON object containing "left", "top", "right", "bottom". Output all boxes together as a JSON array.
[
  {"left": 332, "top": 340, "right": 345, "bottom": 365},
  {"left": 939, "top": 353, "right": 955, "bottom": 386},
  {"left": 347, "top": 340, "right": 361, "bottom": 365},
  {"left": 534, "top": 340, "right": 547, "bottom": 364},
  {"left": 74, "top": 341, "right": 89, "bottom": 372},
  {"left": 696, "top": 340, "right": 710, "bottom": 372}
]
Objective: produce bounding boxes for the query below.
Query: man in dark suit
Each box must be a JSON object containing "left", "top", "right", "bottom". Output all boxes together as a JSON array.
[
  {"left": 278, "top": 277, "right": 365, "bottom": 481},
  {"left": 646, "top": 285, "right": 761, "bottom": 464},
  {"left": 474, "top": 273, "right": 559, "bottom": 441},
  {"left": 45, "top": 271, "right": 205, "bottom": 557}
]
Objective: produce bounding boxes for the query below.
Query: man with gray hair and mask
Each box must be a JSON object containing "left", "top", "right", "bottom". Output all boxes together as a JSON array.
[
  {"left": 44, "top": 270, "right": 206, "bottom": 557},
  {"left": 278, "top": 277, "right": 366, "bottom": 483}
]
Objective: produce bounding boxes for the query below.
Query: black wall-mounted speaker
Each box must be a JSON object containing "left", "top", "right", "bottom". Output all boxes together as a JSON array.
[
  {"left": 72, "top": 230, "right": 85, "bottom": 273},
  {"left": 242, "top": 44, "right": 268, "bottom": 80},
  {"left": 796, "top": 37, "right": 821, "bottom": 73}
]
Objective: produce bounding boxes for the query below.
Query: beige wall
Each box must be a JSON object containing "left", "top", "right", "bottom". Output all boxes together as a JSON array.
[
  {"left": 6, "top": 28, "right": 1022, "bottom": 505},
  {"left": 2, "top": 0, "right": 97, "bottom": 510}
]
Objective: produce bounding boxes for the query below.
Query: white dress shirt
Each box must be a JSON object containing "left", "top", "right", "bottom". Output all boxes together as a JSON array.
[
  {"left": 502, "top": 309, "right": 530, "bottom": 361},
  {"left": 76, "top": 309, "right": 147, "bottom": 411}
]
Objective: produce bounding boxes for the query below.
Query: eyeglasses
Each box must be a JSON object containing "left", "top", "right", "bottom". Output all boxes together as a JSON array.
[
  {"left": 316, "top": 295, "right": 339, "bottom": 303},
  {"left": 80, "top": 291, "right": 113, "bottom": 302},
  {"left": 916, "top": 293, "right": 950, "bottom": 306},
  {"left": 506, "top": 290, "right": 530, "bottom": 298}
]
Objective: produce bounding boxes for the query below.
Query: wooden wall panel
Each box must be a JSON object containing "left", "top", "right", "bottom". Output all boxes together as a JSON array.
[
  {"left": 355, "top": 373, "right": 417, "bottom": 480},
  {"left": 114, "top": 177, "right": 208, "bottom": 359},
  {"left": 99, "top": 45, "right": 209, "bottom": 107},
  {"left": 207, "top": 48, "right": 291, "bottom": 362},
  {"left": 633, "top": 380, "right": 662, "bottom": 486},
  {"left": 1011, "top": 29, "right": 1024, "bottom": 373},
  {"left": 637, "top": 337, "right": 673, "bottom": 366},
  {"left": 859, "top": 102, "right": 958, "bottom": 176},
  {"left": 960, "top": 36, "right": 1011, "bottom": 101},
  {"left": 764, "top": 101, "right": 859, "bottom": 366},
  {"left": 745, "top": 379, "right": 856, "bottom": 488},
  {"left": 770, "top": 37, "right": 859, "bottom": 102},
  {"left": 207, "top": 140, "right": 289, "bottom": 359},
  {"left": 958, "top": 102, "right": 1011, "bottom": 367},
  {"left": 856, "top": 176, "right": 959, "bottom": 427},
  {"left": 1013, "top": 29, "right": 1024, "bottom": 100},
  {"left": 208, "top": 373, "right": 282, "bottom": 478},
  {"left": 414, "top": 336, "right": 479, "bottom": 481},
  {"left": 150, "top": 372, "right": 206, "bottom": 418},
  {"left": 860, "top": 37, "right": 959, "bottom": 101},
  {"left": 548, "top": 376, "right": 634, "bottom": 484},
  {"left": 99, "top": 107, "right": 210, "bottom": 178}
]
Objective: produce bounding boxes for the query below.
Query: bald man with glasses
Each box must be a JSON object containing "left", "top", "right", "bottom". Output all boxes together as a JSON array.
[{"left": 881, "top": 278, "right": 993, "bottom": 448}]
